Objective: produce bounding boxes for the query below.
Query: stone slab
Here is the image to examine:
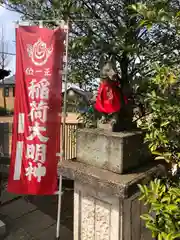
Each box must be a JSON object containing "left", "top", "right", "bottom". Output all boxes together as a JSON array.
[
  {"left": 0, "top": 191, "right": 20, "bottom": 205},
  {"left": 36, "top": 224, "right": 73, "bottom": 240},
  {"left": 4, "top": 228, "right": 35, "bottom": 240},
  {"left": 0, "top": 198, "right": 37, "bottom": 219},
  {"left": 76, "top": 128, "right": 151, "bottom": 174},
  {"left": 58, "top": 159, "right": 166, "bottom": 199},
  {"left": 14, "top": 210, "right": 55, "bottom": 236}
]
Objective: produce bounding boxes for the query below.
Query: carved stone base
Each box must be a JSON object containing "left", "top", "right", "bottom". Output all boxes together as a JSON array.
[{"left": 74, "top": 182, "right": 151, "bottom": 240}]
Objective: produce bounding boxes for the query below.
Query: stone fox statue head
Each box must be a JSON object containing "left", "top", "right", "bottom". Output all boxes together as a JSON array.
[
  {"left": 101, "top": 59, "right": 120, "bottom": 80},
  {"left": 100, "top": 59, "right": 124, "bottom": 91}
]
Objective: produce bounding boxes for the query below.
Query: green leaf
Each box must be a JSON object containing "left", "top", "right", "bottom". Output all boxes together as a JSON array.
[
  {"left": 146, "top": 222, "right": 160, "bottom": 232},
  {"left": 161, "top": 121, "right": 170, "bottom": 127},
  {"left": 161, "top": 232, "right": 168, "bottom": 239},
  {"left": 166, "top": 233, "right": 173, "bottom": 240},
  {"left": 131, "top": 4, "right": 137, "bottom": 11},
  {"left": 150, "top": 181, "right": 155, "bottom": 191},
  {"left": 175, "top": 198, "right": 180, "bottom": 204},
  {"left": 165, "top": 204, "right": 178, "bottom": 212},
  {"left": 168, "top": 73, "right": 176, "bottom": 84},
  {"left": 140, "top": 214, "right": 154, "bottom": 222},
  {"left": 139, "top": 19, "right": 149, "bottom": 27},
  {"left": 161, "top": 196, "right": 170, "bottom": 203},
  {"left": 138, "top": 184, "right": 144, "bottom": 193},
  {"left": 155, "top": 156, "right": 165, "bottom": 160},
  {"left": 170, "top": 188, "right": 180, "bottom": 196},
  {"left": 158, "top": 233, "right": 163, "bottom": 240},
  {"left": 152, "top": 151, "right": 164, "bottom": 156},
  {"left": 160, "top": 14, "right": 171, "bottom": 22},
  {"left": 152, "top": 203, "right": 163, "bottom": 211},
  {"left": 176, "top": 11, "right": 180, "bottom": 17},
  {"left": 146, "top": 23, "right": 152, "bottom": 30},
  {"left": 172, "top": 232, "right": 180, "bottom": 239},
  {"left": 139, "top": 194, "right": 145, "bottom": 201}
]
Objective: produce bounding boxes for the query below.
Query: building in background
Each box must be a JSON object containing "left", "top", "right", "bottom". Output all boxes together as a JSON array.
[
  {"left": 0, "top": 75, "right": 15, "bottom": 112},
  {"left": 63, "top": 83, "right": 93, "bottom": 113},
  {"left": 0, "top": 75, "right": 93, "bottom": 118}
]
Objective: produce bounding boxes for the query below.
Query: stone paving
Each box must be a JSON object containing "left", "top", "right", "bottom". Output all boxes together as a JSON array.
[{"left": 0, "top": 181, "right": 73, "bottom": 240}]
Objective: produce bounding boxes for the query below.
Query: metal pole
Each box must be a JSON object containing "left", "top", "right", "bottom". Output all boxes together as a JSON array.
[{"left": 56, "top": 19, "right": 69, "bottom": 240}]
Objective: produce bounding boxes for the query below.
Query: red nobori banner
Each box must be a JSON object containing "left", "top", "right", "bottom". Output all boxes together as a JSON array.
[{"left": 8, "top": 26, "right": 65, "bottom": 195}]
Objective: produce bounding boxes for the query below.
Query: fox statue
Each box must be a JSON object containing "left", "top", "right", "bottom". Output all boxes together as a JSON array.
[{"left": 93, "top": 59, "right": 135, "bottom": 132}]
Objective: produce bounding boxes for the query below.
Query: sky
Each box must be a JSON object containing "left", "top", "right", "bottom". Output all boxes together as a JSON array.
[{"left": 0, "top": 5, "right": 21, "bottom": 75}]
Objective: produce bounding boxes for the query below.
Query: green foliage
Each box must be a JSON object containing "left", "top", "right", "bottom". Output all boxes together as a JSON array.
[
  {"left": 132, "top": 1, "right": 180, "bottom": 239},
  {"left": 140, "top": 65, "right": 180, "bottom": 164},
  {"left": 138, "top": 179, "right": 180, "bottom": 239}
]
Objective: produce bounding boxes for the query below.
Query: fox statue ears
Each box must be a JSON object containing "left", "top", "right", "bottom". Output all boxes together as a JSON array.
[{"left": 99, "top": 55, "right": 121, "bottom": 80}]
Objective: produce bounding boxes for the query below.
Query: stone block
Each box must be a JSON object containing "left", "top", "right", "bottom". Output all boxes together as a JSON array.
[
  {"left": 59, "top": 160, "right": 166, "bottom": 199},
  {"left": 76, "top": 128, "right": 151, "bottom": 174}
]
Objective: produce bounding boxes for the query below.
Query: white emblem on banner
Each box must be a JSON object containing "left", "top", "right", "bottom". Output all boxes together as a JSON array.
[{"left": 27, "top": 39, "right": 53, "bottom": 66}]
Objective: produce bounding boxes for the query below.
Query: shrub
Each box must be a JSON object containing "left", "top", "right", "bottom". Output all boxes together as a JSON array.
[{"left": 138, "top": 65, "right": 180, "bottom": 240}]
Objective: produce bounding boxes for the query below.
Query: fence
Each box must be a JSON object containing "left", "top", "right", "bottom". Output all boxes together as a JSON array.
[
  {"left": 0, "top": 122, "right": 81, "bottom": 160},
  {"left": 62, "top": 123, "right": 80, "bottom": 160}
]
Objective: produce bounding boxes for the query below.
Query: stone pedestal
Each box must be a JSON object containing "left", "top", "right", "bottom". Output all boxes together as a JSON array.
[
  {"left": 77, "top": 128, "right": 151, "bottom": 174},
  {"left": 59, "top": 128, "right": 166, "bottom": 240},
  {"left": 59, "top": 160, "right": 166, "bottom": 240}
]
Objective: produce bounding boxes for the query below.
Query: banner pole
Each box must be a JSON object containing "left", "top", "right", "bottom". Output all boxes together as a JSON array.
[{"left": 56, "top": 19, "right": 69, "bottom": 240}]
